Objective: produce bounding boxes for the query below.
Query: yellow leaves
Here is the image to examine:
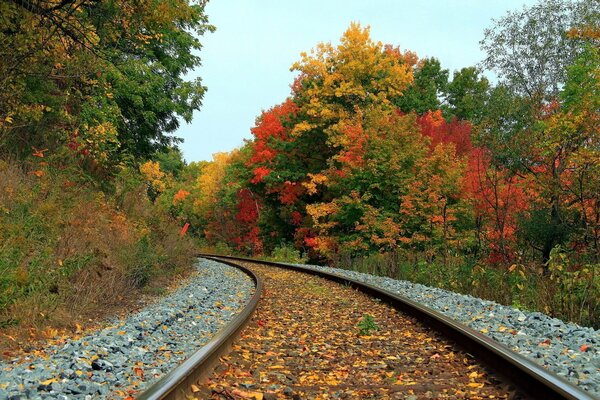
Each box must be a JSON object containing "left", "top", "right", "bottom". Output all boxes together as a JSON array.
[
  {"left": 468, "top": 382, "right": 485, "bottom": 389},
  {"left": 306, "top": 202, "right": 339, "bottom": 220},
  {"left": 290, "top": 120, "right": 314, "bottom": 136},
  {"left": 291, "top": 22, "right": 414, "bottom": 129},
  {"left": 231, "top": 389, "right": 263, "bottom": 399},
  {"left": 302, "top": 173, "right": 328, "bottom": 195},
  {"left": 140, "top": 161, "right": 166, "bottom": 192},
  {"left": 39, "top": 378, "right": 58, "bottom": 386}
]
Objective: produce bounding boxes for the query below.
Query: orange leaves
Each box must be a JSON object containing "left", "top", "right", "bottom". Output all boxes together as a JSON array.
[
  {"left": 31, "top": 147, "right": 48, "bottom": 158},
  {"left": 335, "top": 122, "right": 367, "bottom": 168},
  {"left": 580, "top": 344, "right": 590, "bottom": 352},
  {"left": 133, "top": 366, "right": 144, "bottom": 378},
  {"left": 172, "top": 189, "right": 190, "bottom": 205}
]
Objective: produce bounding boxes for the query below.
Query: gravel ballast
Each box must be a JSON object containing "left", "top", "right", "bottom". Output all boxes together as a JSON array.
[
  {"left": 292, "top": 262, "right": 600, "bottom": 398},
  {"left": 0, "top": 258, "right": 254, "bottom": 399}
]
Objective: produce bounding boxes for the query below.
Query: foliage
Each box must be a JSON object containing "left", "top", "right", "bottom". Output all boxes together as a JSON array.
[
  {"left": 0, "top": 159, "right": 196, "bottom": 338},
  {"left": 267, "top": 244, "right": 308, "bottom": 264},
  {"left": 0, "top": 0, "right": 214, "bottom": 173},
  {"left": 480, "top": 0, "right": 598, "bottom": 101}
]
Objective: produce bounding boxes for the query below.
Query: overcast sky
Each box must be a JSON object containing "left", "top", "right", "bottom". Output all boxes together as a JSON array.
[{"left": 176, "top": 0, "right": 537, "bottom": 162}]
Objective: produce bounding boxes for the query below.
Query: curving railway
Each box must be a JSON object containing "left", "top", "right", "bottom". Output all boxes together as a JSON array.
[{"left": 135, "top": 255, "right": 595, "bottom": 400}]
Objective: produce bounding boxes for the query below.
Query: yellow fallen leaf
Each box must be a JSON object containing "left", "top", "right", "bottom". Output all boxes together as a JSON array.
[
  {"left": 39, "top": 378, "right": 57, "bottom": 386},
  {"left": 190, "top": 384, "right": 200, "bottom": 393},
  {"left": 467, "top": 382, "right": 484, "bottom": 388}
]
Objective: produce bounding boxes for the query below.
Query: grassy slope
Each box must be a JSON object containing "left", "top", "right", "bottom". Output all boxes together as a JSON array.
[{"left": 0, "top": 160, "right": 196, "bottom": 352}]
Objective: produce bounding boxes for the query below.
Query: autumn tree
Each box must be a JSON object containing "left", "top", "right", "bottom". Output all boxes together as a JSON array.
[
  {"left": 477, "top": 0, "right": 599, "bottom": 263},
  {"left": 0, "top": 0, "right": 213, "bottom": 174}
]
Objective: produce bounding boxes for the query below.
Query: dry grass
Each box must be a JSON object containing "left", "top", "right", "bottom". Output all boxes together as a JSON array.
[{"left": 0, "top": 160, "right": 197, "bottom": 355}]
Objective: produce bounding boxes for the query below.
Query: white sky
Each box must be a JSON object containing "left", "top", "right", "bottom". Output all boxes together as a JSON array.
[{"left": 176, "top": 0, "right": 538, "bottom": 162}]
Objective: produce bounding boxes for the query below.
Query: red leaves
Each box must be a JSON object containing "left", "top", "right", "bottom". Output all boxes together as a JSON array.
[
  {"left": 234, "top": 189, "right": 263, "bottom": 253},
  {"left": 236, "top": 189, "right": 259, "bottom": 224},
  {"left": 248, "top": 100, "right": 298, "bottom": 166},
  {"left": 277, "top": 182, "right": 303, "bottom": 205},
  {"left": 250, "top": 166, "right": 272, "bottom": 184},
  {"left": 417, "top": 110, "right": 473, "bottom": 156},
  {"left": 291, "top": 211, "right": 303, "bottom": 226},
  {"left": 464, "top": 148, "right": 533, "bottom": 264}
]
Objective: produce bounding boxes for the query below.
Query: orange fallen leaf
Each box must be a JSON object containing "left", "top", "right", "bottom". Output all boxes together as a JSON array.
[
  {"left": 133, "top": 367, "right": 144, "bottom": 378},
  {"left": 580, "top": 344, "right": 590, "bottom": 352}
]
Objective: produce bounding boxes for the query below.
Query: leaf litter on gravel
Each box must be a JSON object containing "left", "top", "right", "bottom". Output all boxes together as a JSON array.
[{"left": 197, "top": 262, "right": 512, "bottom": 399}]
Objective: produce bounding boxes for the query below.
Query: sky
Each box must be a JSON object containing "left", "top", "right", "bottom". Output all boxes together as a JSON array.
[{"left": 176, "top": 0, "right": 537, "bottom": 163}]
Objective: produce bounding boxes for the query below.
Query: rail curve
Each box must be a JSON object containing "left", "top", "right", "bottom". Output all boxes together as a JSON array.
[
  {"left": 138, "top": 254, "right": 595, "bottom": 400},
  {"left": 137, "top": 259, "right": 263, "bottom": 400}
]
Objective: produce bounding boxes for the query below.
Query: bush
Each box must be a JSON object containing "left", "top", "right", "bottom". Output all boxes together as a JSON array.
[
  {"left": 0, "top": 160, "right": 197, "bottom": 346},
  {"left": 336, "top": 249, "right": 600, "bottom": 328},
  {"left": 268, "top": 244, "right": 308, "bottom": 264}
]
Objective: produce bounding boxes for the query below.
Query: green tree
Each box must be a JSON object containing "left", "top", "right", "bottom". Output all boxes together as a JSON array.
[
  {"left": 480, "top": 0, "right": 598, "bottom": 101},
  {"left": 395, "top": 58, "right": 448, "bottom": 115},
  {"left": 445, "top": 67, "right": 489, "bottom": 123}
]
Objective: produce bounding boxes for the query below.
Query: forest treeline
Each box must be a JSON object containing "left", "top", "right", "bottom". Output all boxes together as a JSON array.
[
  {"left": 171, "top": 2, "right": 597, "bottom": 325},
  {"left": 0, "top": 0, "right": 599, "bottom": 339}
]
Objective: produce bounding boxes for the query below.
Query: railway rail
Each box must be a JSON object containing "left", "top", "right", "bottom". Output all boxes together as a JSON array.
[{"left": 138, "top": 254, "right": 596, "bottom": 400}]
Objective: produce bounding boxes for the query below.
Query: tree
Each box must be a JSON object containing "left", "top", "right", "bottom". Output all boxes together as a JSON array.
[
  {"left": 477, "top": 0, "right": 599, "bottom": 264},
  {"left": 0, "top": 0, "right": 214, "bottom": 170},
  {"left": 445, "top": 67, "right": 489, "bottom": 122},
  {"left": 395, "top": 58, "right": 448, "bottom": 115},
  {"left": 480, "top": 0, "right": 598, "bottom": 101}
]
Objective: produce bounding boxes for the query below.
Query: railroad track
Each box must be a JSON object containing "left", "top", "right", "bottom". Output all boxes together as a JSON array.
[{"left": 138, "top": 255, "right": 595, "bottom": 400}]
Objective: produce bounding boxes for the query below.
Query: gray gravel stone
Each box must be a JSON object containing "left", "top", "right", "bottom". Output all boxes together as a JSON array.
[
  {"left": 0, "top": 259, "right": 254, "bottom": 399},
  {"left": 292, "top": 261, "right": 600, "bottom": 398}
]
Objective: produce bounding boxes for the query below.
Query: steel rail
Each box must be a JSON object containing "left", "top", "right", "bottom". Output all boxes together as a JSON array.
[
  {"left": 137, "top": 259, "right": 263, "bottom": 400},
  {"left": 200, "top": 253, "right": 596, "bottom": 400}
]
